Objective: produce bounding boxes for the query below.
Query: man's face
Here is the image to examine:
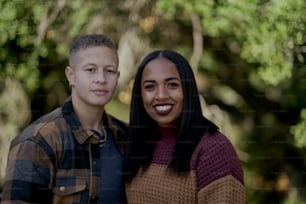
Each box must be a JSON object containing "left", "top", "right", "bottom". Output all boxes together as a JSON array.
[{"left": 66, "top": 46, "right": 119, "bottom": 109}]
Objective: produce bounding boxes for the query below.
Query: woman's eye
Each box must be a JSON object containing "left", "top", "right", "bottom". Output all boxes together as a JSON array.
[
  {"left": 144, "top": 84, "right": 155, "bottom": 90},
  {"left": 168, "top": 82, "right": 179, "bottom": 88}
]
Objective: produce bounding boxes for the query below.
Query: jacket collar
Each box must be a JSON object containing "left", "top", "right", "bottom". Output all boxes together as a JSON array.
[{"left": 61, "top": 97, "right": 120, "bottom": 145}]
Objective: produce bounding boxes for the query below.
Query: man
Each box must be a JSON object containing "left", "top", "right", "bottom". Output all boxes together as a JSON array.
[{"left": 2, "top": 34, "right": 128, "bottom": 203}]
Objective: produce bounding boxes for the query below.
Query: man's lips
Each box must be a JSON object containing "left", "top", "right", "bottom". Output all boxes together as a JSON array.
[{"left": 92, "top": 89, "right": 108, "bottom": 96}]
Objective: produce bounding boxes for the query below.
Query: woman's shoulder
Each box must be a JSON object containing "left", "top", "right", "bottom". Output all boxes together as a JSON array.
[
  {"left": 192, "top": 130, "right": 239, "bottom": 162},
  {"left": 199, "top": 131, "right": 233, "bottom": 149},
  {"left": 191, "top": 130, "right": 244, "bottom": 189}
]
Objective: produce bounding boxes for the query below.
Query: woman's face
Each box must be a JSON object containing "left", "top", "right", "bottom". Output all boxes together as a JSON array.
[{"left": 141, "top": 57, "right": 183, "bottom": 127}]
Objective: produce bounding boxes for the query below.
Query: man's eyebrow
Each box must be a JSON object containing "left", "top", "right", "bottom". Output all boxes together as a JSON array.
[
  {"left": 83, "top": 63, "right": 117, "bottom": 68},
  {"left": 83, "top": 63, "right": 97, "bottom": 67}
]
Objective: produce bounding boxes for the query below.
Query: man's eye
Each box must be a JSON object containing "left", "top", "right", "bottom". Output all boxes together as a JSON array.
[
  {"left": 86, "top": 68, "right": 96, "bottom": 72},
  {"left": 106, "top": 69, "right": 117, "bottom": 74}
]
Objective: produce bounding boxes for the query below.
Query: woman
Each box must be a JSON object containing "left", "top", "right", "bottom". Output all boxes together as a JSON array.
[{"left": 125, "top": 50, "right": 245, "bottom": 203}]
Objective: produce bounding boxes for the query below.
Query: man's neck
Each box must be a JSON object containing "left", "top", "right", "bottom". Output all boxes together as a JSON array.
[{"left": 71, "top": 97, "right": 105, "bottom": 131}]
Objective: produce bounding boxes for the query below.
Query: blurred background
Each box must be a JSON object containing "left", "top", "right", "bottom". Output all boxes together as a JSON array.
[{"left": 0, "top": 0, "right": 305, "bottom": 203}]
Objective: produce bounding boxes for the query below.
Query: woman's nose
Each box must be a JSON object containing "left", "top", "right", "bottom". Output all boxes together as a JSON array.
[{"left": 155, "top": 86, "right": 168, "bottom": 100}]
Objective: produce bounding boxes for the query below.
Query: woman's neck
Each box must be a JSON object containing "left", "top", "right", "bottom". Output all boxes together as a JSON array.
[{"left": 158, "top": 126, "right": 178, "bottom": 138}]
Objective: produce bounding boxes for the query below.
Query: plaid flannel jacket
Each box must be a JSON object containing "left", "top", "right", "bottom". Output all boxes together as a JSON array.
[{"left": 1, "top": 98, "right": 128, "bottom": 204}]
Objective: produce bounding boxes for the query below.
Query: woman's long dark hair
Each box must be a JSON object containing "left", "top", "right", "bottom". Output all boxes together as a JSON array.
[{"left": 125, "top": 50, "right": 218, "bottom": 183}]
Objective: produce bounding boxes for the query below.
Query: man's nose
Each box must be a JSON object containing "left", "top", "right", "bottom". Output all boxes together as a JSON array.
[{"left": 94, "top": 69, "right": 106, "bottom": 83}]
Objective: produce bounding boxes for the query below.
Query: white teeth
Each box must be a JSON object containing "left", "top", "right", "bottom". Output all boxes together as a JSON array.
[{"left": 155, "top": 105, "right": 171, "bottom": 111}]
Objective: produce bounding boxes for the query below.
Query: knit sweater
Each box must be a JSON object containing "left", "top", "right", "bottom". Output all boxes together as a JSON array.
[{"left": 125, "top": 127, "right": 245, "bottom": 203}]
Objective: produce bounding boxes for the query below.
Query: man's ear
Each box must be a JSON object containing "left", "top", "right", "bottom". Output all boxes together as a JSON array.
[{"left": 65, "top": 66, "right": 75, "bottom": 87}]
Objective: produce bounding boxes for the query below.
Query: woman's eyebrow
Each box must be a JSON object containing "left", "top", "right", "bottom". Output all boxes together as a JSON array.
[
  {"left": 142, "top": 79, "right": 155, "bottom": 84},
  {"left": 165, "top": 77, "right": 180, "bottom": 81},
  {"left": 142, "top": 77, "right": 180, "bottom": 83}
]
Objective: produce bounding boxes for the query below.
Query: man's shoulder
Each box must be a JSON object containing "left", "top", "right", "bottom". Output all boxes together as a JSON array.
[
  {"left": 35, "top": 106, "right": 63, "bottom": 122},
  {"left": 11, "top": 107, "right": 65, "bottom": 146},
  {"left": 108, "top": 115, "right": 128, "bottom": 134},
  {"left": 30, "top": 107, "right": 64, "bottom": 131}
]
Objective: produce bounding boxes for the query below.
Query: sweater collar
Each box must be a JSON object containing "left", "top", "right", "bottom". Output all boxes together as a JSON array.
[{"left": 158, "top": 126, "right": 178, "bottom": 139}]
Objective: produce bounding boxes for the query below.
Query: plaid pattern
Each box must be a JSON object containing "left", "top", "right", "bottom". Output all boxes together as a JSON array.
[{"left": 2, "top": 98, "right": 128, "bottom": 204}]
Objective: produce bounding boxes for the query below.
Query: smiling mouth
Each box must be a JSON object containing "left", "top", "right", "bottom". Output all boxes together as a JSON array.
[{"left": 154, "top": 105, "right": 172, "bottom": 115}]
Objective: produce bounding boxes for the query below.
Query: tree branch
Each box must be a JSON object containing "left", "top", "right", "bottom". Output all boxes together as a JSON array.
[
  {"left": 35, "top": 0, "right": 67, "bottom": 47},
  {"left": 190, "top": 13, "right": 203, "bottom": 74}
]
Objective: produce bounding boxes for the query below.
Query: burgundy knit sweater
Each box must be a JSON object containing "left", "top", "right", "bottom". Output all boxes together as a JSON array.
[{"left": 125, "top": 127, "right": 245, "bottom": 203}]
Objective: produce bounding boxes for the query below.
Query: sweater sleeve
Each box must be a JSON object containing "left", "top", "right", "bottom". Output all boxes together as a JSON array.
[{"left": 191, "top": 132, "right": 246, "bottom": 203}]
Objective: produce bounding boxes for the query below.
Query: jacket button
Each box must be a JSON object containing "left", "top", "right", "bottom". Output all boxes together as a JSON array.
[
  {"left": 59, "top": 186, "right": 66, "bottom": 191},
  {"left": 91, "top": 196, "right": 98, "bottom": 201},
  {"left": 90, "top": 138, "right": 98, "bottom": 143}
]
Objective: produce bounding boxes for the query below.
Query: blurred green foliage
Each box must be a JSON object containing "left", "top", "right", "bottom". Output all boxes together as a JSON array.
[
  {"left": 156, "top": 0, "right": 306, "bottom": 85},
  {"left": 0, "top": 0, "right": 103, "bottom": 93},
  {"left": 291, "top": 109, "right": 306, "bottom": 148}
]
